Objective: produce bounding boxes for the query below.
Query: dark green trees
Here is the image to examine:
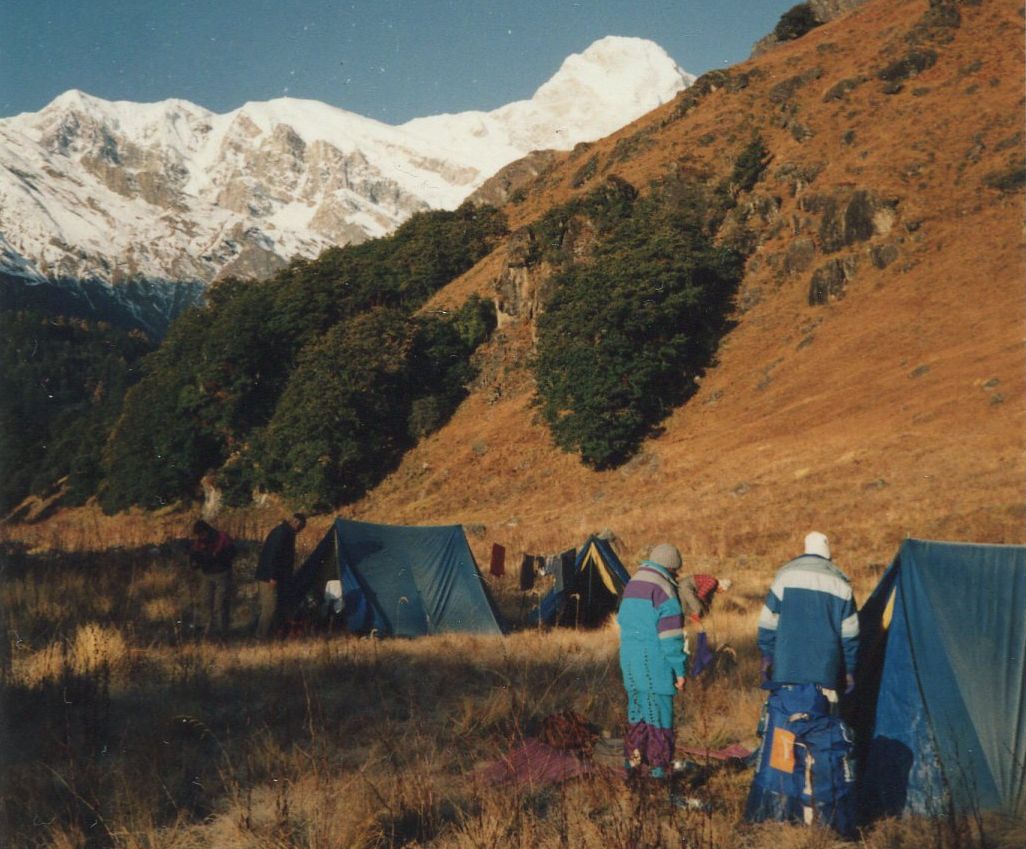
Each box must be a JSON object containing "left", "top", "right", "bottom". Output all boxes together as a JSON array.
[
  {"left": 0, "top": 314, "right": 152, "bottom": 513},
  {"left": 99, "top": 204, "right": 504, "bottom": 512},
  {"left": 532, "top": 178, "right": 744, "bottom": 469}
]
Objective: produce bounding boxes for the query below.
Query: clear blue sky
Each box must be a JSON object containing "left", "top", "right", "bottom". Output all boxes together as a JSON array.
[{"left": 0, "top": 1, "right": 792, "bottom": 122}]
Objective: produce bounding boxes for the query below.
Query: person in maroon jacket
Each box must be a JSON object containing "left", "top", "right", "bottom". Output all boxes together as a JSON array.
[{"left": 189, "top": 519, "right": 238, "bottom": 636}]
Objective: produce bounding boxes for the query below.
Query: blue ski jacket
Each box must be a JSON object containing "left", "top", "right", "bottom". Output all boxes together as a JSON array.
[
  {"left": 757, "top": 554, "right": 859, "bottom": 688},
  {"left": 618, "top": 561, "right": 689, "bottom": 696}
]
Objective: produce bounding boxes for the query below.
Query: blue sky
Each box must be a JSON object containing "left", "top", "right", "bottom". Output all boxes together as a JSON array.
[{"left": 0, "top": 1, "right": 791, "bottom": 122}]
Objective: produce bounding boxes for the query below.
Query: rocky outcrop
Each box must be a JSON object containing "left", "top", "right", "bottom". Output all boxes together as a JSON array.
[
  {"left": 465, "top": 151, "right": 559, "bottom": 208},
  {"left": 798, "top": 188, "right": 899, "bottom": 254},
  {"left": 752, "top": 0, "right": 871, "bottom": 57},
  {"left": 493, "top": 229, "right": 546, "bottom": 329}
]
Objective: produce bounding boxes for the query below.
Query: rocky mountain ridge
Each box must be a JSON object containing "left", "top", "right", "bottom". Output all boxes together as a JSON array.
[{"left": 0, "top": 37, "right": 692, "bottom": 334}]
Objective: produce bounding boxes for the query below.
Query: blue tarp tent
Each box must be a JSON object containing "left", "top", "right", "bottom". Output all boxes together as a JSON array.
[
  {"left": 291, "top": 518, "right": 505, "bottom": 637},
  {"left": 855, "top": 539, "right": 1026, "bottom": 820},
  {"left": 535, "top": 535, "right": 630, "bottom": 628}
]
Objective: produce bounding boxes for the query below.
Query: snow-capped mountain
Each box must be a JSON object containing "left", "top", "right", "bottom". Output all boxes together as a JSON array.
[{"left": 0, "top": 37, "right": 692, "bottom": 334}]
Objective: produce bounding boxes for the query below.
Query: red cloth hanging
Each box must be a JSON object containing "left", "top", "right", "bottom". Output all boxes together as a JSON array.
[{"left": 489, "top": 543, "right": 506, "bottom": 577}]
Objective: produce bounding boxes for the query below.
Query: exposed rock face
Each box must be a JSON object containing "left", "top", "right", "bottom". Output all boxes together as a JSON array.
[
  {"left": 491, "top": 180, "right": 616, "bottom": 330},
  {"left": 466, "top": 151, "right": 560, "bottom": 208},
  {"left": 752, "top": 0, "right": 872, "bottom": 57},
  {"left": 808, "top": 255, "right": 860, "bottom": 304},
  {"left": 494, "top": 229, "right": 545, "bottom": 329},
  {"left": 799, "top": 188, "right": 899, "bottom": 254}
]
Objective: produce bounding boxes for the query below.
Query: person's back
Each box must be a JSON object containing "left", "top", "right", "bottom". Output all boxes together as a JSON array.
[
  {"left": 254, "top": 513, "right": 306, "bottom": 637},
  {"left": 618, "top": 559, "right": 686, "bottom": 695},
  {"left": 256, "top": 521, "right": 295, "bottom": 583},
  {"left": 617, "top": 543, "right": 688, "bottom": 783},
  {"left": 758, "top": 552, "right": 858, "bottom": 689},
  {"left": 747, "top": 531, "right": 859, "bottom": 835}
]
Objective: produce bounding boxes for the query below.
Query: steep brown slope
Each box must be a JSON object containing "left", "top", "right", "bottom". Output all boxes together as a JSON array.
[{"left": 349, "top": 0, "right": 1026, "bottom": 571}]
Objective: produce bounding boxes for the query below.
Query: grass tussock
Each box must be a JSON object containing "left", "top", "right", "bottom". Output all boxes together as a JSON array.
[{"left": 1, "top": 540, "right": 1009, "bottom": 849}]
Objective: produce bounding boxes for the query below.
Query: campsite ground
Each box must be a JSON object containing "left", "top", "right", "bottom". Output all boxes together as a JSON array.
[{"left": 2, "top": 534, "right": 1023, "bottom": 849}]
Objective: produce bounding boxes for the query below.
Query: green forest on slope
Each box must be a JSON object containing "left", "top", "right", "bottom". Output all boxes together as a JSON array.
[
  {"left": 100, "top": 203, "right": 507, "bottom": 512},
  {"left": 2, "top": 135, "right": 767, "bottom": 516}
]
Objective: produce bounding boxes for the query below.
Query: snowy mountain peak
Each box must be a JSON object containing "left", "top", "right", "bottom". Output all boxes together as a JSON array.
[
  {"left": 0, "top": 37, "right": 692, "bottom": 333},
  {"left": 551, "top": 36, "right": 690, "bottom": 94}
]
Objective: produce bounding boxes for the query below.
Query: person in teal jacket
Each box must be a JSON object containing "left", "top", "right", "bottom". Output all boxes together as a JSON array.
[{"left": 617, "top": 543, "right": 689, "bottom": 780}]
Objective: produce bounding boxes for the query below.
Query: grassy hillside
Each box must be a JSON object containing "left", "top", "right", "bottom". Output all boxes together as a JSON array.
[
  {"left": 357, "top": 0, "right": 1025, "bottom": 569},
  {"left": 8, "top": 0, "right": 1023, "bottom": 572}
]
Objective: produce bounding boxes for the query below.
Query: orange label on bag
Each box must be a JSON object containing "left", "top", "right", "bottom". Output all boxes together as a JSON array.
[{"left": 769, "top": 728, "right": 796, "bottom": 773}]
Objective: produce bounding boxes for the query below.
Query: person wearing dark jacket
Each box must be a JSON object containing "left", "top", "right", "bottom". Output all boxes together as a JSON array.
[
  {"left": 254, "top": 513, "right": 306, "bottom": 637},
  {"left": 189, "top": 519, "right": 237, "bottom": 635}
]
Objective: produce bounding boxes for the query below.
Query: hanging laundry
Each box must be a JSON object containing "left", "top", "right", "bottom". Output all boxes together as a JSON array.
[
  {"left": 490, "top": 543, "right": 506, "bottom": 577},
  {"left": 519, "top": 553, "right": 536, "bottom": 591}
]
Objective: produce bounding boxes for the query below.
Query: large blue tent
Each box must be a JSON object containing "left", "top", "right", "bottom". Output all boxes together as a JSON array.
[
  {"left": 291, "top": 518, "right": 505, "bottom": 637},
  {"left": 855, "top": 539, "right": 1025, "bottom": 820}
]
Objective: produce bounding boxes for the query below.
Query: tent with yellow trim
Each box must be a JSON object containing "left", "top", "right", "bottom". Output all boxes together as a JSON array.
[
  {"left": 854, "top": 538, "right": 1025, "bottom": 821},
  {"left": 535, "top": 535, "right": 630, "bottom": 628}
]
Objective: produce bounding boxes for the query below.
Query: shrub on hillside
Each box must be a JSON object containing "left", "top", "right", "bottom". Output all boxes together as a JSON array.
[
  {"left": 255, "top": 308, "right": 414, "bottom": 509},
  {"left": 100, "top": 205, "right": 505, "bottom": 511},
  {"left": 728, "top": 133, "right": 772, "bottom": 196},
  {"left": 532, "top": 178, "right": 743, "bottom": 469},
  {"left": 0, "top": 313, "right": 152, "bottom": 514}
]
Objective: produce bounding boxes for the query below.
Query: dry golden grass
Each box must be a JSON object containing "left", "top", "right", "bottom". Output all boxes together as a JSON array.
[{"left": 3, "top": 542, "right": 1017, "bottom": 849}]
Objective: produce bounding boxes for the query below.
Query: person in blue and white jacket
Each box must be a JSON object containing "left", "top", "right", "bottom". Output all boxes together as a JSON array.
[
  {"left": 746, "top": 531, "right": 860, "bottom": 835},
  {"left": 617, "top": 543, "right": 689, "bottom": 781},
  {"left": 757, "top": 531, "right": 859, "bottom": 693}
]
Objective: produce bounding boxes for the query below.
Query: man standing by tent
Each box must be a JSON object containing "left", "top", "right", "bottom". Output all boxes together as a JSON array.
[
  {"left": 617, "top": 543, "right": 689, "bottom": 784},
  {"left": 745, "top": 530, "right": 859, "bottom": 835},
  {"left": 254, "top": 512, "right": 306, "bottom": 638}
]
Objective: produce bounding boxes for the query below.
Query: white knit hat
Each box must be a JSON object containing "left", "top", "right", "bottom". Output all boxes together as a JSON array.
[
  {"left": 648, "top": 543, "right": 683, "bottom": 572},
  {"left": 804, "top": 531, "right": 831, "bottom": 559}
]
